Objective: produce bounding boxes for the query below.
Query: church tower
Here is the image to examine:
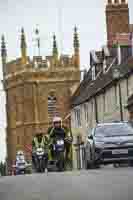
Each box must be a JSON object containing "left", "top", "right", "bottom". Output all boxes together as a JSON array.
[
  {"left": 106, "top": 0, "right": 130, "bottom": 46},
  {"left": 1, "top": 28, "right": 80, "bottom": 167}
]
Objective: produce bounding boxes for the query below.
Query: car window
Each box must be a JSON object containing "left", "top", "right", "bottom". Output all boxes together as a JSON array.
[{"left": 95, "top": 123, "right": 133, "bottom": 137}]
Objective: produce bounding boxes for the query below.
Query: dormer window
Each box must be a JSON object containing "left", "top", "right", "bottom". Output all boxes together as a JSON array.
[
  {"left": 103, "top": 59, "right": 107, "bottom": 73},
  {"left": 92, "top": 66, "right": 96, "bottom": 81}
]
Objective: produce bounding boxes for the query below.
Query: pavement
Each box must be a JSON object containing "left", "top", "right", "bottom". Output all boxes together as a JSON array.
[{"left": 0, "top": 166, "right": 133, "bottom": 200}]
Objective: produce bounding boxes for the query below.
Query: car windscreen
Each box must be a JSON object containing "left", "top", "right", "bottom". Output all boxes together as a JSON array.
[{"left": 95, "top": 123, "right": 133, "bottom": 137}]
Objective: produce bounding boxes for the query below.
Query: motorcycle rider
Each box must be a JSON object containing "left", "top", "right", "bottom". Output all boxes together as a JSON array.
[
  {"left": 32, "top": 132, "right": 49, "bottom": 169},
  {"left": 16, "top": 150, "right": 25, "bottom": 161},
  {"left": 48, "top": 117, "right": 72, "bottom": 163},
  {"left": 15, "top": 150, "right": 27, "bottom": 174}
]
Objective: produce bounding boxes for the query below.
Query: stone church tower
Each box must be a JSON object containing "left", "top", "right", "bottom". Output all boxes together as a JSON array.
[
  {"left": 106, "top": 0, "right": 130, "bottom": 46},
  {"left": 1, "top": 27, "right": 80, "bottom": 166}
]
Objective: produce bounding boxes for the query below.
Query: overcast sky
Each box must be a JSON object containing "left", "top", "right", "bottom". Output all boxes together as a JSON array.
[{"left": 0, "top": 0, "right": 133, "bottom": 161}]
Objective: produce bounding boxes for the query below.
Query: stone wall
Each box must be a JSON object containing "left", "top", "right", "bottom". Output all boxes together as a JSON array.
[{"left": 4, "top": 64, "right": 80, "bottom": 165}]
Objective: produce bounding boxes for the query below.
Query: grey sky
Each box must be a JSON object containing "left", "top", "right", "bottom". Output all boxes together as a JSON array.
[{"left": 0, "top": 0, "right": 133, "bottom": 161}]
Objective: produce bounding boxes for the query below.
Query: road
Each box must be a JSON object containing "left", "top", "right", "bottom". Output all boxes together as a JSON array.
[{"left": 0, "top": 167, "right": 133, "bottom": 200}]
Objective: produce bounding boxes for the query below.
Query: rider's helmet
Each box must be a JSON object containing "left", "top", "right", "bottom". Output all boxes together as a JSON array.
[
  {"left": 53, "top": 116, "right": 62, "bottom": 123},
  {"left": 16, "top": 150, "right": 24, "bottom": 161},
  {"left": 16, "top": 150, "right": 24, "bottom": 156},
  {"left": 53, "top": 116, "right": 62, "bottom": 127}
]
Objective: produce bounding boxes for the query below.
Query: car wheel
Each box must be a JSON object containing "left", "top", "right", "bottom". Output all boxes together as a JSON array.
[
  {"left": 94, "top": 162, "right": 101, "bottom": 169},
  {"left": 129, "top": 160, "right": 133, "bottom": 167},
  {"left": 85, "top": 159, "right": 92, "bottom": 170},
  {"left": 113, "top": 163, "right": 119, "bottom": 168}
]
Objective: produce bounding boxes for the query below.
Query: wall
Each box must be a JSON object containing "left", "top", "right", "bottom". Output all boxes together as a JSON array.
[{"left": 71, "top": 73, "right": 133, "bottom": 143}]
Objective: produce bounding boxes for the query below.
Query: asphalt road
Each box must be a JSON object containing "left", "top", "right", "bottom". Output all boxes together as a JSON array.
[{"left": 0, "top": 167, "right": 133, "bottom": 200}]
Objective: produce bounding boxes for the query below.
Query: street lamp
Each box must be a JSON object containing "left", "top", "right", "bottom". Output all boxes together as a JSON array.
[{"left": 112, "top": 68, "right": 124, "bottom": 121}]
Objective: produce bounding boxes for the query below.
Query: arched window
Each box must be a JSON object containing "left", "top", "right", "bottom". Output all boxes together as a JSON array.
[{"left": 48, "top": 94, "right": 59, "bottom": 120}]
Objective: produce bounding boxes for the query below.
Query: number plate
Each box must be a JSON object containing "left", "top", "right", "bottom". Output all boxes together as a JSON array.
[{"left": 112, "top": 149, "right": 128, "bottom": 154}]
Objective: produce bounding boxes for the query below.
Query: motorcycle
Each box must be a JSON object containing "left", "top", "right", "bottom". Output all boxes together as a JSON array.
[
  {"left": 13, "top": 156, "right": 31, "bottom": 175},
  {"left": 34, "top": 147, "right": 48, "bottom": 173},
  {"left": 53, "top": 137, "right": 65, "bottom": 171}
]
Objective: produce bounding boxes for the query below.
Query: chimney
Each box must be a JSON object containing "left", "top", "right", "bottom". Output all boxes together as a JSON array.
[{"left": 106, "top": 0, "right": 129, "bottom": 47}]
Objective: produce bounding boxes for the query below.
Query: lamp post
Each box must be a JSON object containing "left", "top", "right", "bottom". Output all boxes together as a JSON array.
[{"left": 112, "top": 68, "right": 124, "bottom": 121}]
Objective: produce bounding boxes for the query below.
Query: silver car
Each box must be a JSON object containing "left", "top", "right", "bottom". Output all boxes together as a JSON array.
[{"left": 85, "top": 122, "right": 133, "bottom": 169}]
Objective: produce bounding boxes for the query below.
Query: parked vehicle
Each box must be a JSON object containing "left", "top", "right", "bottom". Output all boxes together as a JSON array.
[
  {"left": 85, "top": 122, "right": 133, "bottom": 169},
  {"left": 34, "top": 147, "right": 48, "bottom": 173}
]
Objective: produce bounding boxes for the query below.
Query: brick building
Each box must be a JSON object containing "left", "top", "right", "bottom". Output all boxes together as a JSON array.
[{"left": 1, "top": 27, "right": 80, "bottom": 166}]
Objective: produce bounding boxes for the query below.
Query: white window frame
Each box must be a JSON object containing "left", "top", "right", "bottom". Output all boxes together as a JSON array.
[{"left": 92, "top": 66, "right": 96, "bottom": 81}]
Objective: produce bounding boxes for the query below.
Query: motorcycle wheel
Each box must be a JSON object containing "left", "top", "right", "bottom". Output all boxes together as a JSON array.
[
  {"left": 38, "top": 159, "right": 46, "bottom": 173},
  {"left": 57, "top": 152, "right": 65, "bottom": 172}
]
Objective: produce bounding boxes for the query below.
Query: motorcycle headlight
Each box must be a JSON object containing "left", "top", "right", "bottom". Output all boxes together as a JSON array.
[{"left": 57, "top": 140, "right": 64, "bottom": 145}]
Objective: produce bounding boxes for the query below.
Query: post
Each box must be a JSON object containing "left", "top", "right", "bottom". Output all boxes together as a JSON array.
[
  {"left": 94, "top": 97, "right": 98, "bottom": 123},
  {"left": 77, "top": 136, "right": 81, "bottom": 170},
  {"left": 118, "top": 83, "right": 123, "bottom": 121}
]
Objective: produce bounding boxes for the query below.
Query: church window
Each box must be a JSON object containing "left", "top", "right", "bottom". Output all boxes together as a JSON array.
[{"left": 48, "top": 94, "right": 59, "bottom": 119}]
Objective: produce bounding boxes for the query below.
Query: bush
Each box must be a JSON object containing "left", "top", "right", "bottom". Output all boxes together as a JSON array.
[{"left": 0, "top": 162, "right": 6, "bottom": 176}]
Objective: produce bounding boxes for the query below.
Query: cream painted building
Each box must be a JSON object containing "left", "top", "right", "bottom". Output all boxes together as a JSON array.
[{"left": 71, "top": 0, "right": 133, "bottom": 169}]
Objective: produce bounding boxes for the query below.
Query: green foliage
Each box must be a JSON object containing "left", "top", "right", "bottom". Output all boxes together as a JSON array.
[{"left": 0, "top": 162, "right": 6, "bottom": 176}]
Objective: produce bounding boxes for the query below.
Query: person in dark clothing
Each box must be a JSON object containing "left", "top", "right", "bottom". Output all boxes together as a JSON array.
[{"left": 47, "top": 117, "right": 72, "bottom": 162}]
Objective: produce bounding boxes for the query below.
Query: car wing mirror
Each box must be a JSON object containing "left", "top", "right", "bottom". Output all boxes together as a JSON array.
[{"left": 88, "top": 135, "right": 93, "bottom": 140}]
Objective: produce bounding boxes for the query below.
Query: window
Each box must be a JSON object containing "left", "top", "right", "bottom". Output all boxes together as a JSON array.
[
  {"left": 75, "top": 108, "right": 81, "bottom": 127},
  {"left": 48, "top": 95, "right": 59, "bottom": 119},
  {"left": 95, "top": 123, "right": 133, "bottom": 137},
  {"left": 103, "top": 92, "right": 106, "bottom": 113},
  {"left": 114, "top": 85, "right": 118, "bottom": 106},
  {"left": 84, "top": 104, "right": 89, "bottom": 123},
  {"left": 92, "top": 66, "right": 96, "bottom": 80},
  {"left": 126, "top": 78, "right": 129, "bottom": 97},
  {"left": 103, "top": 59, "right": 107, "bottom": 73}
]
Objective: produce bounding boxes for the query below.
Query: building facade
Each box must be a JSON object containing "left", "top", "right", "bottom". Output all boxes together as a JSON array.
[
  {"left": 71, "top": 0, "right": 133, "bottom": 169},
  {"left": 1, "top": 28, "right": 80, "bottom": 166},
  {"left": 71, "top": 0, "right": 133, "bottom": 143},
  {"left": 127, "top": 94, "right": 133, "bottom": 121}
]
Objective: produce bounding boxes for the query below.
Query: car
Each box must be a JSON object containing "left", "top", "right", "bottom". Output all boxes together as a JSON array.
[{"left": 85, "top": 122, "right": 133, "bottom": 169}]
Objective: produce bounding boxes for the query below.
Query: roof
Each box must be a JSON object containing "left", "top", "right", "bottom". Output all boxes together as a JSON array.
[{"left": 71, "top": 56, "right": 133, "bottom": 107}]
